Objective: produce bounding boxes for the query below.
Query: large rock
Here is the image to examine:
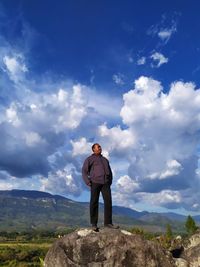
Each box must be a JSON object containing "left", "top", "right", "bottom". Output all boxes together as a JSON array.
[
  {"left": 44, "top": 228, "right": 175, "bottom": 267},
  {"left": 180, "top": 231, "right": 200, "bottom": 267},
  {"left": 172, "top": 230, "right": 200, "bottom": 267}
]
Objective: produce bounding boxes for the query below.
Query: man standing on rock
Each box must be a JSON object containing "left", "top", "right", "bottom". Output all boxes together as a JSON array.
[{"left": 82, "top": 143, "right": 119, "bottom": 232}]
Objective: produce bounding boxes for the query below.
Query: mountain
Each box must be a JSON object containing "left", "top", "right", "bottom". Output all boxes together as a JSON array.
[
  {"left": 0, "top": 189, "right": 66, "bottom": 200},
  {"left": 0, "top": 189, "right": 188, "bottom": 232},
  {"left": 160, "top": 212, "right": 187, "bottom": 222},
  {"left": 112, "top": 205, "right": 148, "bottom": 219}
]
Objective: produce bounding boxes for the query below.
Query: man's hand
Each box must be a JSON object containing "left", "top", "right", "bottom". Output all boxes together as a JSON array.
[{"left": 87, "top": 181, "right": 92, "bottom": 187}]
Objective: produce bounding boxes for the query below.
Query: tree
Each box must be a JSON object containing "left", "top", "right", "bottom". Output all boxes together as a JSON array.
[
  {"left": 185, "top": 215, "right": 197, "bottom": 235},
  {"left": 165, "top": 224, "right": 173, "bottom": 240}
]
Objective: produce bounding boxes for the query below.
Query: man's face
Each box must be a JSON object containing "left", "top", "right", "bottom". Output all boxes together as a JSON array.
[{"left": 93, "top": 144, "right": 102, "bottom": 155}]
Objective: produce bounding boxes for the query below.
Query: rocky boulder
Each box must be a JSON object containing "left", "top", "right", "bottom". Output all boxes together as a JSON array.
[
  {"left": 175, "top": 231, "right": 200, "bottom": 267},
  {"left": 44, "top": 228, "right": 175, "bottom": 267}
]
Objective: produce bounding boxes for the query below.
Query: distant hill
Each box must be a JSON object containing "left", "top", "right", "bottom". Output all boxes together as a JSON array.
[
  {"left": 112, "top": 205, "right": 148, "bottom": 219},
  {"left": 0, "top": 189, "right": 190, "bottom": 232},
  {"left": 160, "top": 212, "right": 186, "bottom": 222},
  {"left": 0, "top": 189, "right": 66, "bottom": 200}
]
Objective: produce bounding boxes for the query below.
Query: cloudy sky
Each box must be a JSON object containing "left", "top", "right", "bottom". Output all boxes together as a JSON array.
[{"left": 1, "top": 0, "right": 200, "bottom": 215}]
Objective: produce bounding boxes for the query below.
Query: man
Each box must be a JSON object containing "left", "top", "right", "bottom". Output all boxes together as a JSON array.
[{"left": 82, "top": 143, "right": 119, "bottom": 232}]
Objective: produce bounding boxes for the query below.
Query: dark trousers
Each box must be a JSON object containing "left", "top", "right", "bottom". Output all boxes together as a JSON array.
[{"left": 90, "top": 182, "right": 112, "bottom": 226}]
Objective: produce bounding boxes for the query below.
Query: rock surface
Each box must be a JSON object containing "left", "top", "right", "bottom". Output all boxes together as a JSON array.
[
  {"left": 177, "top": 231, "right": 200, "bottom": 267},
  {"left": 44, "top": 228, "right": 175, "bottom": 267}
]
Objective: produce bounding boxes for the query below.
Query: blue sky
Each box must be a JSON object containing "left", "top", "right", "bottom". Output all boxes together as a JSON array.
[{"left": 1, "top": 0, "right": 200, "bottom": 215}]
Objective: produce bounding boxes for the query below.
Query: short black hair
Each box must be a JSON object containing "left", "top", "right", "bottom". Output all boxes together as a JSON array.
[{"left": 92, "top": 143, "right": 99, "bottom": 151}]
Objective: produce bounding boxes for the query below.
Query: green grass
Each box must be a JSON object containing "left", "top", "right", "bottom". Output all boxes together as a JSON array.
[
  {"left": 0, "top": 229, "right": 76, "bottom": 266},
  {"left": 0, "top": 242, "right": 51, "bottom": 267}
]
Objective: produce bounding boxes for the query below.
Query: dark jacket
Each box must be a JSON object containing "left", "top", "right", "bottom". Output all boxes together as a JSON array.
[{"left": 82, "top": 154, "right": 113, "bottom": 185}]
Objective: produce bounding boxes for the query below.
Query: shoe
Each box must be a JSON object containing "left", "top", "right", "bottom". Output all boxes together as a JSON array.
[
  {"left": 92, "top": 225, "right": 99, "bottom": 232},
  {"left": 104, "top": 224, "right": 119, "bottom": 229}
]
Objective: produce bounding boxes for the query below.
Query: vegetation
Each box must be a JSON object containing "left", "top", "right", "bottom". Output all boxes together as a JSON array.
[
  {"left": 0, "top": 244, "right": 48, "bottom": 267},
  {"left": 0, "top": 190, "right": 190, "bottom": 233},
  {"left": 0, "top": 190, "right": 199, "bottom": 265},
  {"left": 129, "top": 224, "right": 182, "bottom": 250},
  {"left": 129, "top": 226, "right": 156, "bottom": 240},
  {"left": 165, "top": 224, "right": 173, "bottom": 240},
  {"left": 160, "top": 224, "right": 173, "bottom": 249},
  {"left": 185, "top": 215, "right": 198, "bottom": 235},
  {"left": 0, "top": 229, "right": 74, "bottom": 266},
  {"left": 128, "top": 217, "right": 199, "bottom": 252},
  {"left": 1, "top": 219, "right": 198, "bottom": 266}
]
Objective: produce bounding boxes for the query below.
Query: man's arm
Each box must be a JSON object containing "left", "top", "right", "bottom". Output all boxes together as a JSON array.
[
  {"left": 108, "top": 161, "right": 113, "bottom": 185},
  {"left": 82, "top": 158, "right": 92, "bottom": 186}
]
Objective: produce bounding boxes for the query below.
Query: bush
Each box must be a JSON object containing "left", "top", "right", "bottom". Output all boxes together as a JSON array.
[
  {"left": 185, "top": 215, "right": 197, "bottom": 235},
  {"left": 129, "top": 227, "right": 156, "bottom": 240},
  {"left": 165, "top": 224, "right": 173, "bottom": 240},
  {"left": 0, "top": 245, "right": 48, "bottom": 266}
]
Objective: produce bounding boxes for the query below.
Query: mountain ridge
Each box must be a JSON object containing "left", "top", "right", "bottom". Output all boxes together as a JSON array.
[{"left": 0, "top": 189, "right": 194, "bottom": 232}]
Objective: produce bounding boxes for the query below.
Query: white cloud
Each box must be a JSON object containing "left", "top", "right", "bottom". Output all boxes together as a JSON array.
[
  {"left": 57, "top": 89, "right": 68, "bottom": 102},
  {"left": 147, "top": 14, "right": 178, "bottom": 44},
  {"left": 112, "top": 73, "right": 125, "bottom": 85},
  {"left": 137, "top": 57, "right": 146, "bottom": 65},
  {"left": 138, "top": 190, "right": 182, "bottom": 206},
  {"left": 3, "top": 84, "right": 87, "bottom": 133},
  {"left": 6, "top": 103, "right": 21, "bottom": 126},
  {"left": 55, "top": 85, "right": 87, "bottom": 131},
  {"left": 3, "top": 54, "right": 28, "bottom": 83},
  {"left": 112, "top": 191, "right": 138, "bottom": 210},
  {"left": 0, "top": 64, "right": 88, "bottom": 180},
  {"left": 147, "top": 160, "right": 182, "bottom": 180},
  {"left": 98, "top": 124, "right": 136, "bottom": 152},
  {"left": 116, "top": 175, "right": 140, "bottom": 194},
  {"left": 158, "top": 26, "right": 176, "bottom": 42},
  {"left": 3, "top": 55, "right": 28, "bottom": 73},
  {"left": 1, "top": 47, "right": 200, "bottom": 212},
  {"left": 158, "top": 30, "right": 172, "bottom": 40},
  {"left": 120, "top": 76, "right": 162, "bottom": 125},
  {"left": 27, "top": 85, "right": 86, "bottom": 132},
  {"left": 1, "top": 23, "right": 200, "bottom": 213},
  {"left": 112, "top": 189, "right": 182, "bottom": 210},
  {"left": 150, "top": 52, "right": 168, "bottom": 68},
  {"left": 40, "top": 166, "right": 82, "bottom": 196},
  {"left": 0, "top": 42, "right": 120, "bottom": 197},
  {"left": 0, "top": 180, "right": 15, "bottom": 190},
  {"left": 71, "top": 137, "right": 92, "bottom": 157},
  {"left": 98, "top": 76, "right": 200, "bottom": 211},
  {"left": 23, "top": 131, "right": 45, "bottom": 147},
  {"left": 0, "top": 175, "right": 36, "bottom": 190},
  {"left": 86, "top": 87, "right": 122, "bottom": 120},
  {"left": 0, "top": 22, "right": 122, "bottom": 198}
]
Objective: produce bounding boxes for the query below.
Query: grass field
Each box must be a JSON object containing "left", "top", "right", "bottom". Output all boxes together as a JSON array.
[
  {"left": 0, "top": 229, "right": 76, "bottom": 266},
  {"left": 0, "top": 241, "right": 52, "bottom": 267}
]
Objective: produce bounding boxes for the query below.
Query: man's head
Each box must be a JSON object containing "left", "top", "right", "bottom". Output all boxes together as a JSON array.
[{"left": 92, "top": 143, "right": 102, "bottom": 155}]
